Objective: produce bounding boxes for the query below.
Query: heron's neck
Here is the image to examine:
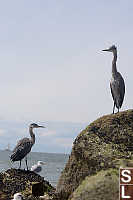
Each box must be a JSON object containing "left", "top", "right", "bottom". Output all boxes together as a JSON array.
[
  {"left": 29, "top": 127, "right": 35, "bottom": 145},
  {"left": 112, "top": 51, "right": 117, "bottom": 76}
]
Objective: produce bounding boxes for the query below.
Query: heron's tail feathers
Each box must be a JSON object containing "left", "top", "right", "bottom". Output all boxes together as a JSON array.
[
  {"left": 116, "top": 97, "right": 123, "bottom": 109},
  {"left": 10, "top": 152, "right": 17, "bottom": 162}
]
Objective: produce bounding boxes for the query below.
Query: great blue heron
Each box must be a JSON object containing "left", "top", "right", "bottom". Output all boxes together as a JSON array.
[
  {"left": 31, "top": 161, "right": 46, "bottom": 173},
  {"left": 10, "top": 123, "right": 45, "bottom": 170},
  {"left": 102, "top": 45, "right": 125, "bottom": 114},
  {"left": 12, "top": 193, "right": 23, "bottom": 200}
]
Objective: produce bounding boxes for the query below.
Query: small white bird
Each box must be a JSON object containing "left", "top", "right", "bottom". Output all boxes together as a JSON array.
[
  {"left": 31, "top": 161, "right": 46, "bottom": 173},
  {"left": 12, "top": 193, "right": 23, "bottom": 200}
]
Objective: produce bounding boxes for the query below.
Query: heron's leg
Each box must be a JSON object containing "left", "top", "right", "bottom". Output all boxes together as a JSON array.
[
  {"left": 19, "top": 160, "right": 21, "bottom": 169},
  {"left": 113, "top": 102, "right": 116, "bottom": 114},
  {"left": 117, "top": 108, "right": 119, "bottom": 113},
  {"left": 25, "top": 157, "right": 28, "bottom": 170}
]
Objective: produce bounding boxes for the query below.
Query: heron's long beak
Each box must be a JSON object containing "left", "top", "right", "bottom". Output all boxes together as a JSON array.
[
  {"left": 102, "top": 49, "right": 110, "bottom": 52},
  {"left": 38, "top": 125, "right": 45, "bottom": 128}
]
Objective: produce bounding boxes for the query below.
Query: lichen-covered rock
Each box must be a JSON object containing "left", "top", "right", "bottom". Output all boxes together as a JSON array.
[
  {"left": 69, "top": 159, "right": 133, "bottom": 200},
  {"left": 0, "top": 168, "right": 55, "bottom": 200},
  {"left": 69, "top": 169, "right": 119, "bottom": 200},
  {"left": 56, "top": 110, "right": 133, "bottom": 200}
]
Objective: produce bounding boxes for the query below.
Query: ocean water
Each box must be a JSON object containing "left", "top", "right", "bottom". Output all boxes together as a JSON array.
[{"left": 0, "top": 150, "right": 69, "bottom": 187}]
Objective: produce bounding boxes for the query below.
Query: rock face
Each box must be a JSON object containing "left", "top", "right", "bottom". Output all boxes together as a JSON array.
[
  {"left": 56, "top": 110, "right": 133, "bottom": 200},
  {"left": 69, "top": 169, "right": 119, "bottom": 200},
  {"left": 0, "top": 168, "right": 55, "bottom": 200}
]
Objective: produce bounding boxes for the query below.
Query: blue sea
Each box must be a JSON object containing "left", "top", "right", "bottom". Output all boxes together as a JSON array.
[{"left": 0, "top": 150, "right": 69, "bottom": 187}]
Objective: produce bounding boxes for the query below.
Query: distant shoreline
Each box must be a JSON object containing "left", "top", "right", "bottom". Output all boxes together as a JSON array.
[{"left": 0, "top": 149, "right": 69, "bottom": 155}]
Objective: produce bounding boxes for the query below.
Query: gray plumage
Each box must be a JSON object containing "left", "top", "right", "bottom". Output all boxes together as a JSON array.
[
  {"left": 33, "top": 165, "right": 42, "bottom": 173},
  {"left": 31, "top": 161, "right": 46, "bottom": 173},
  {"left": 102, "top": 45, "right": 125, "bottom": 114},
  {"left": 10, "top": 123, "right": 45, "bottom": 170}
]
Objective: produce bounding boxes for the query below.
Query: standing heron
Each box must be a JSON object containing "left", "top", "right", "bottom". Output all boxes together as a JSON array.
[
  {"left": 102, "top": 45, "right": 125, "bottom": 114},
  {"left": 31, "top": 161, "right": 46, "bottom": 173},
  {"left": 10, "top": 123, "right": 45, "bottom": 170}
]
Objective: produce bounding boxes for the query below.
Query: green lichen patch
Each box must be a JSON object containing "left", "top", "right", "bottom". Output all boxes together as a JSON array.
[{"left": 69, "top": 169, "right": 119, "bottom": 200}]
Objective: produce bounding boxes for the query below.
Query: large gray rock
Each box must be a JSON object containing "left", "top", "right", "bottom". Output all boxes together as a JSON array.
[{"left": 56, "top": 110, "right": 133, "bottom": 200}]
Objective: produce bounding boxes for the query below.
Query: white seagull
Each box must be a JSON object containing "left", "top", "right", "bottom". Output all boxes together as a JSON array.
[
  {"left": 31, "top": 161, "right": 46, "bottom": 173},
  {"left": 12, "top": 193, "right": 23, "bottom": 200}
]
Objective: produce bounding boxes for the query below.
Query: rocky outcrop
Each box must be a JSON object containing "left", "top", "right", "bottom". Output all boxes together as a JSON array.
[
  {"left": 68, "top": 160, "right": 133, "bottom": 200},
  {"left": 56, "top": 110, "right": 133, "bottom": 200},
  {"left": 69, "top": 169, "right": 119, "bottom": 200},
  {"left": 0, "top": 168, "right": 55, "bottom": 200}
]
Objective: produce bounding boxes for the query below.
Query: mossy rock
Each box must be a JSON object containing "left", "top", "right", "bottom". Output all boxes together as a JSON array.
[
  {"left": 56, "top": 110, "right": 133, "bottom": 200},
  {"left": 69, "top": 169, "right": 119, "bottom": 200},
  {"left": 0, "top": 168, "right": 55, "bottom": 200}
]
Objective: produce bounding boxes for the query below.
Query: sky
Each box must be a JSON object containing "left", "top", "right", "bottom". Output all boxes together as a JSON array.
[{"left": 0, "top": 0, "right": 133, "bottom": 153}]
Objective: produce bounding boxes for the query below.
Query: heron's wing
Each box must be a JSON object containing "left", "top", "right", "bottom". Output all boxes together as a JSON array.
[
  {"left": 110, "top": 82, "right": 115, "bottom": 101},
  {"left": 10, "top": 138, "right": 32, "bottom": 161},
  {"left": 12, "top": 138, "right": 31, "bottom": 152},
  {"left": 118, "top": 73, "right": 125, "bottom": 107},
  {"left": 110, "top": 73, "right": 125, "bottom": 108}
]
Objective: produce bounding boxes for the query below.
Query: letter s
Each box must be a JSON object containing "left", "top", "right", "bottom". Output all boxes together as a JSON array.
[{"left": 121, "top": 170, "right": 131, "bottom": 183}]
